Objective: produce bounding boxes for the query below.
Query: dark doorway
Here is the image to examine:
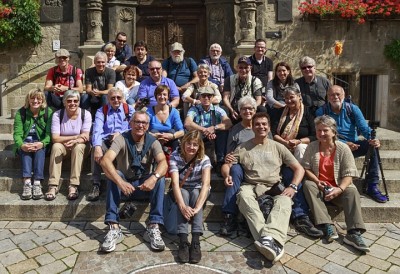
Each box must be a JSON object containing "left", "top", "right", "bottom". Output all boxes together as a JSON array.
[
  {"left": 136, "top": 2, "right": 207, "bottom": 61},
  {"left": 360, "top": 75, "right": 377, "bottom": 120}
]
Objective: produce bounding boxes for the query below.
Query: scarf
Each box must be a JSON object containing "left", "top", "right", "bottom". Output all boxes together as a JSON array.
[{"left": 277, "top": 103, "right": 304, "bottom": 141}]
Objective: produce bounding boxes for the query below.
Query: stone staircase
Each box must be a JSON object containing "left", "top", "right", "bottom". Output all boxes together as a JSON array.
[{"left": 0, "top": 114, "right": 399, "bottom": 223}]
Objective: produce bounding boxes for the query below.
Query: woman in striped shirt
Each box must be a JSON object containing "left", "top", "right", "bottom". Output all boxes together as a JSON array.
[{"left": 169, "top": 130, "right": 211, "bottom": 264}]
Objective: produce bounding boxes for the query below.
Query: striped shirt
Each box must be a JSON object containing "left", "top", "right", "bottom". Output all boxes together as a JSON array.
[{"left": 169, "top": 151, "right": 212, "bottom": 189}]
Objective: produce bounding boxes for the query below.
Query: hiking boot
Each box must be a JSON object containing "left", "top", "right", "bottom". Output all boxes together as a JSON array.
[
  {"left": 366, "top": 185, "right": 388, "bottom": 203},
  {"left": 254, "top": 236, "right": 284, "bottom": 263},
  {"left": 189, "top": 241, "right": 202, "bottom": 264},
  {"left": 143, "top": 225, "right": 165, "bottom": 251},
  {"left": 292, "top": 215, "right": 324, "bottom": 238},
  {"left": 32, "top": 183, "right": 43, "bottom": 200},
  {"left": 87, "top": 184, "right": 100, "bottom": 201},
  {"left": 100, "top": 225, "right": 123, "bottom": 253},
  {"left": 344, "top": 231, "right": 370, "bottom": 252},
  {"left": 321, "top": 224, "right": 339, "bottom": 243},
  {"left": 219, "top": 214, "right": 238, "bottom": 236},
  {"left": 21, "top": 184, "right": 32, "bottom": 200},
  {"left": 178, "top": 241, "right": 190, "bottom": 263}
]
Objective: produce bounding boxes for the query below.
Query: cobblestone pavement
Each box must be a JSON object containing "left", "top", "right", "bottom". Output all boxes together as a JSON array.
[{"left": 1, "top": 221, "right": 400, "bottom": 274}]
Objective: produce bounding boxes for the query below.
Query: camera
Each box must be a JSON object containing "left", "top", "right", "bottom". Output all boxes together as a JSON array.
[
  {"left": 368, "top": 120, "right": 380, "bottom": 129},
  {"left": 136, "top": 98, "right": 150, "bottom": 110},
  {"left": 324, "top": 186, "right": 333, "bottom": 194},
  {"left": 104, "top": 134, "right": 113, "bottom": 148},
  {"left": 118, "top": 201, "right": 137, "bottom": 219}
]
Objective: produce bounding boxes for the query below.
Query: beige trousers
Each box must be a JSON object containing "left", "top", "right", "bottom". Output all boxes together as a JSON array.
[
  {"left": 303, "top": 180, "right": 366, "bottom": 232},
  {"left": 237, "top": 184, "right": 292, "bottom": 246},
  {"left": 48, "top": 143, "right": 87, "bottom": 186}
]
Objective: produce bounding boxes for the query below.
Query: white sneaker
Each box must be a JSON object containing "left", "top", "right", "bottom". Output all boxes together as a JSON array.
[
  {"left": 21, "top": 184, "right": 32, "bottom": 200},
  {"left": 100, "top": 226, "right": 123, "bottom": 252},
  {"left": 32, "top": 184, "right": 43, "bottom": 200},
  {"left": 143, "top": 225, "right": 165, "bottom": 251}
]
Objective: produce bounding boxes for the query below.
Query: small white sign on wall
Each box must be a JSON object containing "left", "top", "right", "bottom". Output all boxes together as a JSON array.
[{"left": 52, "top": 40, "right": 60, "bottom": 51}]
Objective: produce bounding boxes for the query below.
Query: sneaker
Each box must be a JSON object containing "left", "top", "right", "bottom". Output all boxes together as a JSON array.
[
  {"left": 322, "top": 224, "right": 339, "bottom": 243},
  {"left": 189, "top": 241, "right": 202, "bottom": 264},
  {"left": 178, "top": 242, "right": 190, "bottom": 263},
  {"left": 219, "top": 214, "right": 238, "bottom": 236},
  {"left": 21, "top": 184, "right": 32, "bottom": 200},
  {"left": 254, "top": 236, "right": 284, "bottom": 263},
  {"left": 87, "top": 184, "right": 100, "bottom": 201},
  {"left": 292, "top": 215, "right": 324, "bottom": 238},
  {"left": 366, "top": 185, "right": 388, "bottom": 203},
  {"left": 100, "top": 226, "right": 123, "bottom": 253},
  {"left": 32, "top": 184, "right": 43, "bottom": 200},
  {"left": 143, "top": 225, "right": 165, "bottom": 251},
  {"left": 344, "top": 231, "right": 370, "bottom": 252}
]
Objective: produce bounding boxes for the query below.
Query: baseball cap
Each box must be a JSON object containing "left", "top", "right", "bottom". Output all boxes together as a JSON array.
[
  {"left": 237, "top": 56, "right": 251, "bottom": 65},
  {"left": 198, "top": 86, "right": 215, "bottom": 96},
  {"left": 170, "top": 42, "right": 184, "bottom": 52},
  {"left": 55, "top": 49, "right": 70, "bottom": 58}
]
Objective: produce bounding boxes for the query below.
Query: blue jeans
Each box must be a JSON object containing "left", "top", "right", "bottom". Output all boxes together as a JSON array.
[
  {"left": 353, "top": 140, "right": 379, "bottom": 185},
  {"left": 18, "top": 148, "right": 46, "bottom": 180},
  {"left": 104, "top": 171, "right": 165, "bottom": 225},
  {"left": 281, "top": 166, "right": 310, "bottom": 220},
  {"left": 221, "top": 164, "right": 243, "bottom": 216}
]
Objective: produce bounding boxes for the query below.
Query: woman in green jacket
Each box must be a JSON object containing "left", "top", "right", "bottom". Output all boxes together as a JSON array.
[{"left": 13, "top": 88, "right": 52, "bottom": 200}]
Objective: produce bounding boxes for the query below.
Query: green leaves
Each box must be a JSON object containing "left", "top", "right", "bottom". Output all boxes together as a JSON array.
[
  {"left": 384, "top": 39, "right": 400, "bottom": 71},
  {"left": 0, "top": 0, "right": 42, "bottom": 48}
]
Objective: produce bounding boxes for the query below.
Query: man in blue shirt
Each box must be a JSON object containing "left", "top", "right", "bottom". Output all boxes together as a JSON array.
[
  {"left": 199, "top": 43, "right": 233, "bottom": 92},
  {"left": 137, "top": 60, "right": 180, "bottom": 108},
  {"left": 87, "top": 87, "right": 135, "bottom": 201},
  {"left": 316, "top": 85, "right": 387, "bottom": 203},
  {"left": 162, "top": 42, "right": 199, "bottom": 95},
  {"left": 184, "top": 86, "right": 232, "bottom": 175}
]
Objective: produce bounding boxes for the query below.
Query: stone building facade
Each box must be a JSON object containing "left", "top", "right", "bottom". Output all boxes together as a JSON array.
[{"left": 0, "top": 0, "right": 399, "bottom": 130}]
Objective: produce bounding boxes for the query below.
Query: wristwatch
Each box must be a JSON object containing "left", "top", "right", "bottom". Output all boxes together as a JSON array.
[
  {"left": 289, "top": 184, "right": 298, "bottom": 193},
  {"left": 214, "top": 125, "right": 219, "bottom": 131},
  {"left": 153, "top": 172, "right": 161, "bottom": 179}
]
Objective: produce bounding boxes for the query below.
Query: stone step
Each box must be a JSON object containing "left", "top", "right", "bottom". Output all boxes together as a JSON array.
[
  {"left": 0, "top": 190, "right": 398, "bottom": 223},
  {"left": 354, "top": 150, "right": 400, "bottom": 170},
  {"left": 2, "top": 168, "right": 399, "bottom": 193},
  {"left": 0, "top": 116, "right": 14, "bottom": 134},
  {"left": 0, "top": 134, "right": 14, "bottom": 150}
]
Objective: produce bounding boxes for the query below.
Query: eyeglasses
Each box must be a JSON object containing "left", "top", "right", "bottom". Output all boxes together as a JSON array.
[
  {"left": 149, "top": 67, "right": 161, "bottom": 71},
  {"left": 67, "top": 99, "right": 79, "bottom": 104},
  {"left": 240, "top": 107, "right": 255, "bottom": 112},
  {"left": 200, "top": 94, "right": 213, "bottom": 98},
  {"left": 110, "top": 96, "right": 122, "bottom": 101},
  {"left": 301, "top": 65, "right": 314, "bottom": 70},
  {"left": 133, "top": 120, "right": 149, "bottom": 125},
  {"left": 117, "top": 39, "right": 126, "bottom": 43}
]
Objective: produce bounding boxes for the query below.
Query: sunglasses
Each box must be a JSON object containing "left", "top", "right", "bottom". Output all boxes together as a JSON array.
[
  {"left": 301, "top": 65, "right": 314, "bottom": 70},
  {"left": 201, "top": 94, "right": 213, "bottom": 98},
  {"left": 110, "top": 96, "right": 122, "bottom": 101},
  {"left": 149, "top": 67, "right": 161, "bottom": 71},
  {"left": 67, "top": 99, "right": 79, "bottom": 104},
  {"left": 117, "top": 39, "right": 127, "bottom": 43}
]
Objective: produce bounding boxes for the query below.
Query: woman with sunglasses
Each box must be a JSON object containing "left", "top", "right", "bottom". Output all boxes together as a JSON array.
[
  {"left": 147, "top": 85, "right": 184, "bottom": 152},
  {"left": 115, "top": 65, "right": 141, "bottom": 105},
  {"left": 45, "top": 90, "right": 92, "bottom": 201},
  {"left": 14, "top": 88, "right": 53, "bottom": 200},
  {"left": 170, "top": 130, "right": 211, "bottom": 264}
]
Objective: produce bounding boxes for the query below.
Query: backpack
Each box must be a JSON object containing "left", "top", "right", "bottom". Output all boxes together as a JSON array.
[
  {"left": 166, "top": 57, "right": 194, "bottom": 82},
  {"left": 52, "top": 66, "right": 77, "bottom": 89},
  {"left": 19, "top": 107, "right": 49, "bottom": 132},
  {"left": 322, "top": 97, "right": 355, "bottom": 123},
  {"left": 59, "top": 108, "right": 86, "bottom": 125},
  {"left": 102, "top": 103, "right": 131, "bottom": 123}
]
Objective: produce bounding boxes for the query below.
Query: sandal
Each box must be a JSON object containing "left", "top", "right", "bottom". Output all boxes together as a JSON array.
[
  {"left": 67, "top": 185, "right": 79, "bottom": 200},
  {"left": 45, "top": 185, "right": 58, "bottom": 201}
]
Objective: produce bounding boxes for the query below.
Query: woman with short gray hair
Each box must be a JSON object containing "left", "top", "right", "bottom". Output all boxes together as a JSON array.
[{"left": 45, "top": 90, "right": 92, "bottom": 201}]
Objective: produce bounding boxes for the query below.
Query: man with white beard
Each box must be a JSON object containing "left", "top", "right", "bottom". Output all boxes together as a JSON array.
[
  {"left": 162, "top": 42, "right": 199, "bottom": 94},
  {"left": 199, "top": 43, "right": 233, "bottom": 92}
]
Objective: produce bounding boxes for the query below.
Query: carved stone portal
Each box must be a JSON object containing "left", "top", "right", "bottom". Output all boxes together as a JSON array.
[{"left": 238, "top": 0, "right": 259, "bottom": 44}]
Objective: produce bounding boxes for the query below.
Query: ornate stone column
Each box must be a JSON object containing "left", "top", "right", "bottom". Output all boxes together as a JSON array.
[
  {"left": 79, "top": 0, "right": 104, "bottom": 71},
  {"left": 85, "top": 0, "right": 104, "bottom": 45}
]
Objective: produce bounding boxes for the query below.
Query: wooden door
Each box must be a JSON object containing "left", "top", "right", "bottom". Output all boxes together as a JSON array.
[{"left": 136, "top": 6, "right": 207, "bottom": 61}]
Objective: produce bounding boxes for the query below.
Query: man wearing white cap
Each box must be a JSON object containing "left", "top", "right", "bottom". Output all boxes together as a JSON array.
[
  {"left": 44, "top": 49, "right": 88, "bottom": 109},
  {"left": 162, "top": 42, "right": 199, "bottom": 94}
]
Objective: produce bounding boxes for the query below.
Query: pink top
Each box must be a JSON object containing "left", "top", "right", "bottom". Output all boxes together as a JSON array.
[{"left": 51, "top": 108, "right": 92, "bottom": 136}]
